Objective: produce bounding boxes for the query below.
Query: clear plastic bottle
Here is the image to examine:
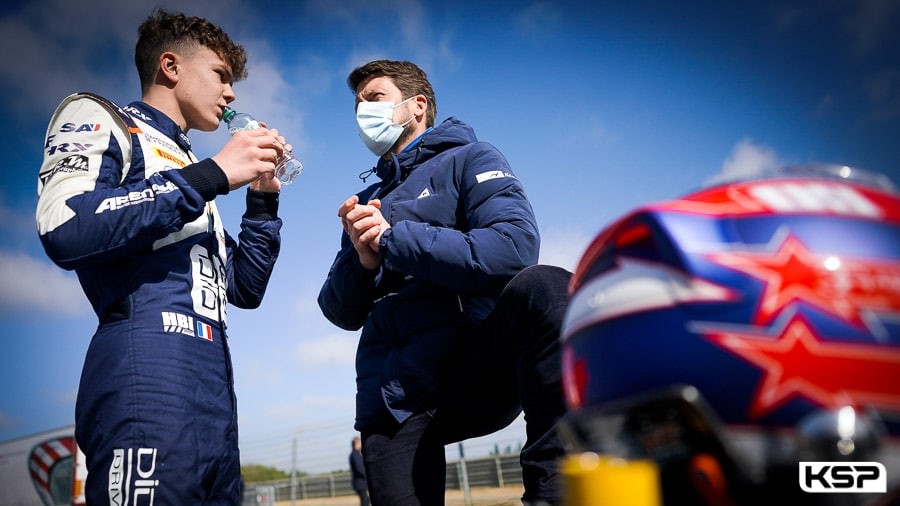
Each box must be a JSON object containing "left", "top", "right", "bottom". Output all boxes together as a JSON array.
[{"left": 222, "top": 106, "right": 303, "bottom": 185}]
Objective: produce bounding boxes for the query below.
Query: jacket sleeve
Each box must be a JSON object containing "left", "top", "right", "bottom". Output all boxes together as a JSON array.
[
  {"left": 380, "top": 142, "right": 540, "bottom": 295},
  {"left": 226, "top": 189, "right": 283, "bottom": 309},
  {"left": 35, "top": 94, "right": 219, "bottom": 271},
  {"left": 317, "top": 230, "right": 381, "bottom": 330}
]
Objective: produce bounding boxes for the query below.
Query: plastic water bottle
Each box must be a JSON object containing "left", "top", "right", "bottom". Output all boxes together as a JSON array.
[{"left": 222, "top": 106, "right": 303, "bottom": 185}]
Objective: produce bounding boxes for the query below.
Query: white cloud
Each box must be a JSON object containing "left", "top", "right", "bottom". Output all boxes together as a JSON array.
[
  {"left": 294, "top": 332, "right": 358, "bottom": 367},
  {"left": 235, "top": 357, "right": 282, "bottom": 387},
  {"left": 705, "top": 138, "right": 781, "bottom": 186},
  {"left": 1, "top": 0, "right": 252, "bottom": 118},
  {"left": 305, "top": 0, "right": 461, "bottom": 81},
  {"left": 0, "top": 1, "right": 148, "bottom": 114},
  {"left": 0, "top": 251, "right": 90, "bottom": 315},
  {"left": 538, "top": 225, "right": 594, "bottom": 272},
  {"left": 268, "top": 395, "right": 355, "bottom": 420},
  {"left": 265, "top": 402, "right": 311, "bottom": 423},
  {"left": 226, "top": 43, "right": 294, "bottom": 122}
]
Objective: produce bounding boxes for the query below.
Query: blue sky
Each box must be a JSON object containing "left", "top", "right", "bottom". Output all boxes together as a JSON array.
[{"left": 1, "top": 0, "right": 898, "bottom": 474}]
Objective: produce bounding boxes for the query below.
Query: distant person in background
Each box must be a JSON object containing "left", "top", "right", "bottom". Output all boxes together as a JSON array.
[
  {"left": 35, "top": 9, "right": 284, "bottom": 504},
  {"left": 319, "top": 59, "right": 570, "bottom": 505},
  {"left": 350, "top": 436, "right": 370, "bottom": 506}
]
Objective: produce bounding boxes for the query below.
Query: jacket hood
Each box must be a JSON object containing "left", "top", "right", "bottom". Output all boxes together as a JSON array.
[{"left": 374, "top": 117, "right": 476, "bottom": 182}]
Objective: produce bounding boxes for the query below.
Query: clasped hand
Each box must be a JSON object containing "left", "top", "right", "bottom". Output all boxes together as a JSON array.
[{"left": 339, "top": 195, "right": 390, "bottom": 270}]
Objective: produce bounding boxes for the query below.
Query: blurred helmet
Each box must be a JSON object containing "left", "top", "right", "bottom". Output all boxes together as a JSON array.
[
  {"left": 559, "top": 165, "right": 900, "bottom": 505},
  {"left": 29, "top": 435, "right": 76, "bottom": 506}
]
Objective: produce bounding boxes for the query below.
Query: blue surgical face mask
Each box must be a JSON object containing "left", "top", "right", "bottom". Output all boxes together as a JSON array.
[{"left": 356, "top": 96, "right": 416, "bottom": 156}]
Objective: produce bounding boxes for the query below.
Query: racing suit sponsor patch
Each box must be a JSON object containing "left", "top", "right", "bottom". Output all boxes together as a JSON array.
[
  {"left": 95, "top": 181, "right": 178, "bottom": 214},
  {"left": 108, "top": 447, "right": 159, "bottom": 506},
  {"left": 40, "top": 154, "right": 89, "bottom": 185},
  {"left": 152, "top": 147, "right": 187, "bottom": 167},
  {"left": 60, "top": 122, "right": 102, "bottom": 133},
  {"left": 161, "top": 311, "right": 214, "bottom": 341}
]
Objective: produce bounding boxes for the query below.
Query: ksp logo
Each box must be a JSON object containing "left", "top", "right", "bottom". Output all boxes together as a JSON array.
[{"left": 799, "top": 462, "right": 886, "bottom": 493}]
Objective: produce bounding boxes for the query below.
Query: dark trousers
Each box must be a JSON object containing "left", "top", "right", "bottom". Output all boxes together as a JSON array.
[{"left": 361, "top": 265, "right": 572, "bottom": 505}]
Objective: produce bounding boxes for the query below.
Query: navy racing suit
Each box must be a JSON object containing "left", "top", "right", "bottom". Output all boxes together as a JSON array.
[{"left": 36, "top": 93, "right": 281, "bottom": 504}]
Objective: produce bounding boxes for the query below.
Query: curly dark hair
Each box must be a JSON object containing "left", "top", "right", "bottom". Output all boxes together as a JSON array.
[
  {"left": 135, "top": 9, "right": 247, "bottom": 91},
  {"left": 347, "top": 60, "right": 437, "bottom": 128}
]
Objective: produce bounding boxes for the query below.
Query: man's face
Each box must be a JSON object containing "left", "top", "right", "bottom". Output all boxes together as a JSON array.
[
  {"left": 355, "top": 75, "right": 407, "bottom": 123},
  {"left": 175, "top": 46, "right": 236, "bottom": 132},
  {"left": 355, "top": 75, "right": 420, "bottom": 153}
]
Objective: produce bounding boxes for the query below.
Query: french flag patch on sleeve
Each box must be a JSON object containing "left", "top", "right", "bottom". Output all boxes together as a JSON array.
[{"left": 196, "top": 322, "right": 213, "bottom": 341}]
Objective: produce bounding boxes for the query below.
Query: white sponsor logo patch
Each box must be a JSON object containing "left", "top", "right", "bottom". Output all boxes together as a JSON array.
[
  {"left": 108, "top": 447, "right": 160, "bottom": 505},
  {"left": 475, "top": 170, "right": 512, "bottom": 183},
  {"left": 95, "top": 181, "right": 178, "bottom": 213}
]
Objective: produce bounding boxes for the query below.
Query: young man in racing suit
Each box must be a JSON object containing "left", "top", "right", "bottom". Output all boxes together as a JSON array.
[
  {"left": 319, "top": 59, "right": 571, "bottom": 505},
  {"left": 36, "top": 9, "right": 286, "bottom": 504}
]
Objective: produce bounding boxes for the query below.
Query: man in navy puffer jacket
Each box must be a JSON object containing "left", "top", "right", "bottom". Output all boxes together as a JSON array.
[{"left": 318, "top": 60, "right": 570, "bottom": 505}]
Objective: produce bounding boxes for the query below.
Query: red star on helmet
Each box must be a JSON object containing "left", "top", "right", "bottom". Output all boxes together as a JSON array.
[
  {"left": 708, "top": 233, "right": 867, "bottom": 326},
  {"left": 703, "top": 314, "right": 900, "bottom": 420}
]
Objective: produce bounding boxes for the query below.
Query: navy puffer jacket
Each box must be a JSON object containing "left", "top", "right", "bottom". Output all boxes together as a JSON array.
[{"left": 318, "top": 117, "right": 539, "bottom": 428}]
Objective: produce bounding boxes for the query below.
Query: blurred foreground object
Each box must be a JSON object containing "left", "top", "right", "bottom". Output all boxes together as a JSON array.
[{"left": 560, "top": 165, "right": 900, "bottom": 505}]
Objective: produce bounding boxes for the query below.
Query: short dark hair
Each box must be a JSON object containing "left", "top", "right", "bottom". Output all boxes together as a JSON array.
[
  {"left": 347, "top": 60, "right": 437, "bottom": 127},
  {"left": 135, "top": 9, "right": 247, "bottom": 91}
]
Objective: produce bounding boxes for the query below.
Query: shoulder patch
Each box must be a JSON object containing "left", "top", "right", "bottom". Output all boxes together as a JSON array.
[{"left": 475, "top": 170, "right": 514, "bottom": 183}]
